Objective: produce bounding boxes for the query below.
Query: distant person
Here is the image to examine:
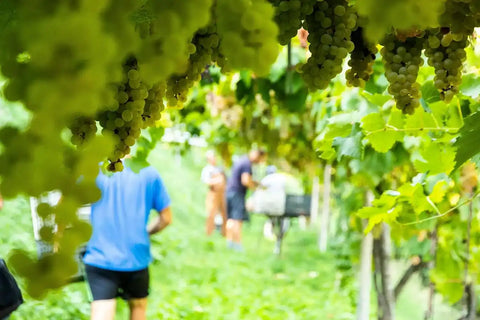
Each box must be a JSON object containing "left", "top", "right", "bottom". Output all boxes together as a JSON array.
[
  {"left": 83, "top": 164, "right": 172, "bottom": 320},
  {"left": 226, "top": 149, "right": 266, "bottom": 251},
  {"left": 201, "top": 150, "right": 227, "bottom": 236},
  {"left": 247, "top": 165, "right": 288, "bottom": 240}
]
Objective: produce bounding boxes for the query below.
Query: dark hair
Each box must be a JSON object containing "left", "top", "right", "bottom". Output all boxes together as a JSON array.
[{"left": 257, "top": 148, "right": 266, "bottom": 156}]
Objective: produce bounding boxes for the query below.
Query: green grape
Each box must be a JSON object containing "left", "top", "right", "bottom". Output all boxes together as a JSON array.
[
  {"left": 69, "top": 116, "right": 97, "bottom": 146},
  {"left": 346, "top": 27, "right": 378, "bottom": 87},
  {"left": 424, "top": 30, "right": 467, "bottom": 102},
  {"left": 440, "top": 0, "right": 479, "bottom": 35},
  {"left": 269, "top": 0, "right": 317, "bottom": 45},
  {"left": 143, "top": 82, "right": 166, "bottom": 127},
  {"left": 301, "top": 0, "right": 357, "bottom": 90},
  {"left": 216, "top": 0, "right": 279, "bottom": 75},
  {"left": 165, "top": 18, "right": 222, "bottom": 108},
  {"left": 97, "top": 59, "right": 162, "bottom": 170},
  {"left": 381, "top": 34, "right": 424, "bottom": 114},
  {"left": 134, "top": 0, "right": 214, "bottom": 83}
]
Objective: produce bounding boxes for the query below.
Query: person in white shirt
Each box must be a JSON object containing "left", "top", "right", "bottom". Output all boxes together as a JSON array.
[{"left": 201, "top": 150, "right": 227, "bottom": 236}]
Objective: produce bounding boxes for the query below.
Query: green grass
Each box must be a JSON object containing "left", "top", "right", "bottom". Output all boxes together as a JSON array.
[{"left": 0, "top": 145, "right": 460, "bottom": 319}]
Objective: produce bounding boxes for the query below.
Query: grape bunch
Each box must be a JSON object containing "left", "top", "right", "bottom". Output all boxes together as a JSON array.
[
  {"left": 166, "top": 23, "right": 221, "bottom": 108},
  {"left": 216, "top": 0, "right": 279, "bottom": 76},
  {"left": 98, "top": 62, "right": 148, "bottom": 171},
  {"left": 381, "top": 34, "right": 424, "bottom": 114},
  {"left": 269, "top": 0, "right": 316, "bottom": 45},
  {"left": 424, "top": 30, "right": 467, "bottom": 102},
  {"left": 346, "top": 27, "right": 378, "bottom": 87},
  {"left": 134, "top": 0, "right": 213, "bottom": 84},
  {"left": 301, "top": 0, "right": 357, "bottom": 90},
  {"left": 142, "top": 81, "right": 166, "bottom": 128},
  {"left": 69, "top": 117, "right": 97, "bottom": 146},
  {"left": 440, "top": 0, "right": 480, "bottom": 35}
]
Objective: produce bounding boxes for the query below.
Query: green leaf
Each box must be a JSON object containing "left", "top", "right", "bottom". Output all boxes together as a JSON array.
[
  {"left": 356, "top": 193, "right": 399, "bottom": 233},
  {"left": 325, "top": 123, "right": 354, "bottom": 140},
  {"left": 404, "top": 107, "right": 438, "bottom": 135},
  {"left": 429, "top": 180, "right": 448, "bottom": 203},
  {"left": 421, "top": 81, "right": 441, "bottom": 104},
  {"left": 332, "top": 124, "right": 364, "bottom": 160},
  {"left": 454, "top": 111, "right": 480, "bottom": 169},
  {"left": 414, "top": 143, "right": 456, "bottom": 175},
  {"left": 460, "top": 73, "right": 480, "bottom": 99},
  {"left": 361, "top": 92, "right": 391, "bottom": 107},
  {"left": 361, "top": 112, "right": 403, "bottom": 153}
]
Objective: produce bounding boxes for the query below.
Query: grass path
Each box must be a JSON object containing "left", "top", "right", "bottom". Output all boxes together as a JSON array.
[{"left": 0, "top": 145, "right": 461, "bottom": 319}]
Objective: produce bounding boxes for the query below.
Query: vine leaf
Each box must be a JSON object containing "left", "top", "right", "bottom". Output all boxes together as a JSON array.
[
  {"left": 459, "top": 73, "right": 480, "bottom": 99},
  {"left": 454, "top": 111, "right": 480, "bottom": 170},
  {"left": 414, "top": 143, "right": 456, "bottom": 175},
  {"left": 357, "top": 193, "right": 399, "bottom": 233},
  {"left": 361, "top": 110, "right": 403, "bottom": 153},
  {"left": 421, "top": 81, "right": 441, "bottom": 104}
]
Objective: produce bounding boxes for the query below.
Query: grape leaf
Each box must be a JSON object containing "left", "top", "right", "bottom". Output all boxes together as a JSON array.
[
  {"left": 421, "top": 81, "right": 441, "bottom": 104},
  {"left": 357, "top": 193, "right": 399, "bottom": 233},
  {"left": 332, "top": 124, "right": 363, "bottom": 160},
  {"left": 459, "top": 73, "right": 480, "bottom": 99},
  {"left": 454, "top": 111, "right": 480, "bottom": 170},
  {"left": 361, "top": 111, "right": 403, "bottom": 153},
  {"left": 414, "top": 143, "right": 456, "bottom": 175},
  {"left": 429, "top": 180, "right": 448, "bottom": 203}
]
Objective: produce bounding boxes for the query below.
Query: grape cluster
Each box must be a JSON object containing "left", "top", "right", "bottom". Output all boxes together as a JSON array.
[
  {"left": 69, "top": 117, "right": 97, "bottom": 146},
  {"left": 381, "top": 34, "right": 424, "bottom": 114},
  {"left": 166, "top": 24, "right": 221, "bottom": 108},
  {"left": 269, "top": 0, "right": 316, "bottom": 45},
  {"left": 134, "top": 0, "right": 214, "bottom": 84},
  {"left": 301, "top": 0, "right": 357, "bottom": 90},
  {"left": 142, "top": 81, "right": 166, "bottom": 128},
  {"left": 216, "top": 0, "right": 279, "bottom": 76},
  {"left": 424, "top": 30, "right": 467, "bottom": 102},
  {"left": 346, "top": 27, "right": 378, "bottom": 87},
  {"left": 440, "top": 0, "right": 480, "bottom": 35},
  {"left": 98, "top": 63, "right": 148, "bottom": 171}
]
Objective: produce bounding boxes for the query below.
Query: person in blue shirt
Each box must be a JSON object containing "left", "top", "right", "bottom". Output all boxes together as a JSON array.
[
  {"left": 83, "top": 165, "right": 172, "bottom": 320},
  {"left": 225, "top": 149, "right": 266, "bottom": 251}
]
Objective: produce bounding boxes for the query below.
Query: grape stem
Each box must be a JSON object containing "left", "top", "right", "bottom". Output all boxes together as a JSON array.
[
  {"left": 365, "top": 124, "right": 460, "bottom": 135},
  {"left": 399, "top": 190, "right": 480, "bottom": 226}
]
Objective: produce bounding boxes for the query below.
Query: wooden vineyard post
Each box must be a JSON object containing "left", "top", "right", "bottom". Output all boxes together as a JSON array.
[
  {"left": 318, "top": 163, "right": 331, "bottom": 252},
  {"left": 357, "top": 190, "right": 374, "bottom": 320}
]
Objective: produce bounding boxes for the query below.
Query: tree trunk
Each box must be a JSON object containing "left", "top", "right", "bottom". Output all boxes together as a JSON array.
[
  {"left": 373, "top": 223, "right": 395, "bottom": 320},
  {"left": 356, "top": 190, "right": 374, "bottom": 320},
  {"left": 318, "top": 164, "right": 331, "bottom": 252}
]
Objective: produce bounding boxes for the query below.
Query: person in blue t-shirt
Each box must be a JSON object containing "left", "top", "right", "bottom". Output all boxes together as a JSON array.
[
  {"left": 83, "top": 165, "right": 172, "bottom": 320},
  {"left": 225, "top": 149, "right": 266, "bottom": 251}
]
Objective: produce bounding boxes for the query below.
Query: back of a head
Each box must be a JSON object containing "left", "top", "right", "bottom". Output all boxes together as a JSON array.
[
  {"left": 206, "top": 149, "right": 216, "bottom": 165},
  {"left": 266, "top": 165, "right": 277, "bottom": 175},
  {"left": 249, "top": 148, "right": 266, "bottom": 163}
]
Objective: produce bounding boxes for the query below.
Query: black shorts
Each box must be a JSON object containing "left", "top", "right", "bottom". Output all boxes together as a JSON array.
[
  {"left": 226, "top": 191, "right": 249, "bottom": 221},
  {"left": 85, "top": 264, "right": 149, "bottom": 301}
]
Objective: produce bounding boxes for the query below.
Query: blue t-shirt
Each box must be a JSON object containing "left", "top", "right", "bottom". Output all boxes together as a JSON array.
[
  {"left": 226, "top": 156, "right": 252, "bottom": 195},
  {"left": 83, "top": 166, "right": 170, "bottom": 271}
]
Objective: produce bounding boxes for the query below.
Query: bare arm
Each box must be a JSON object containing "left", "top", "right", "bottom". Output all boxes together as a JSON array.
[
  {"left": 0, "top": 193, "right": 3, "bottom": 210},
  {"left": 241, "top": 172, "right": 258, "bottom": 190},
  {"left": 206, "top": 174, "right": 225, "bottom": 187},
  {"left": 148, "top": 206, "right": 172, "bottom": 236}
]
